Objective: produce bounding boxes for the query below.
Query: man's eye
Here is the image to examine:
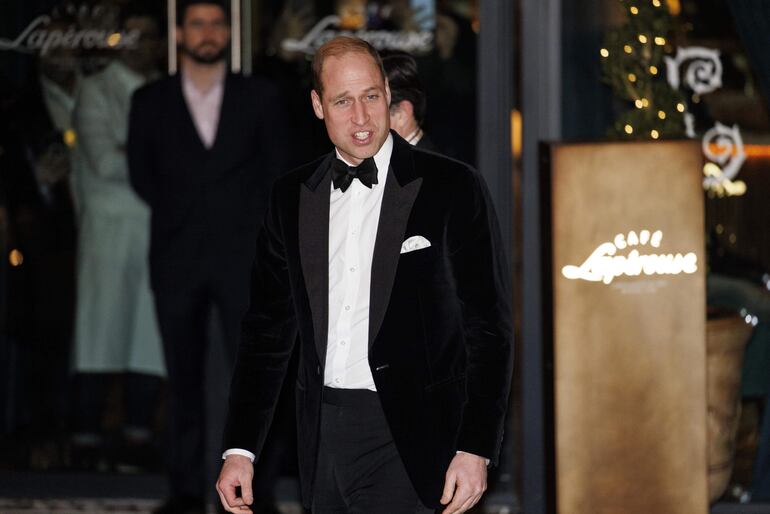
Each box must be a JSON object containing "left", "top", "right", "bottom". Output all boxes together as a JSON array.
[
  {"left": 335, "top": 99, "right": 350, "bottom": 106},
  {"left": 367, "top": 94, "right": 379, "bottom": 101}
]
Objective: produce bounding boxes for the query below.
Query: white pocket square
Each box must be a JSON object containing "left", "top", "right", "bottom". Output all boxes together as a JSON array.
[{"left": 400, "top": 235, "right": 431, "bottom": 254}]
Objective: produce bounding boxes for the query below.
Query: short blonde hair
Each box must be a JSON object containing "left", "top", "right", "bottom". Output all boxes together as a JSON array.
[{"left": 311, "top": 36, "right": 386, "bottom": 96}]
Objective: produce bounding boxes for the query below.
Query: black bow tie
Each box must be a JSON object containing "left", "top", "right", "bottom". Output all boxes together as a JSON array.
[{"left": 331, "top": 157, "right": 378, "bottom": 193}]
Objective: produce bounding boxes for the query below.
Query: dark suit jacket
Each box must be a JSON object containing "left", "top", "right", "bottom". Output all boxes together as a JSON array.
[
  {"left": 127, "top": 72, "right": 287, "bottom": 292},
  {"left": 224, "top": 132, "right": 513, "bottom": 509}
]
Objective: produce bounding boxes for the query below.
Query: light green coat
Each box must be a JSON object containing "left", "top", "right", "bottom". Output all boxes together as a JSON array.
[{"left": 71, "top": 60, "right": 165, "bottom": 376}]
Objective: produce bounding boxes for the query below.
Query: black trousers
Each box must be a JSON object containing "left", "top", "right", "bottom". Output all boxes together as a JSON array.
[
  {"left": 313, "top": 387, "right": 435, "bottom": 514},
  {"left": 153, "top": 274, "right": 247, "bottom": 501}
]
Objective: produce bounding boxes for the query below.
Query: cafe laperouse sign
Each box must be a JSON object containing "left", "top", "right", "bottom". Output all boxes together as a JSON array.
[
  {"left": 0, "top": 14, "right": 140, "bottom": 55},
  {"left": 561, "top": 229, "right": 698, "bottom": 286},
  {"left": 547, "top": 140, "right": 707, "bottom": 514}
]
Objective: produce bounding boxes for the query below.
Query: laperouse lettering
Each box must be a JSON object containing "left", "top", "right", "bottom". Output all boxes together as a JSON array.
[
  {"left": 0, "top": 15, "right": 141, "bottom": 56},
  {"left": 561, "top": 230, "right": 699, "bottom": 285},
  {"left": 282, "top": 15, "right": 433, "bottom": 55}
]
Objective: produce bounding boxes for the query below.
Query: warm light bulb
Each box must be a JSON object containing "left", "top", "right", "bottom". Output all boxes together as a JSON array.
[
  {"left": 624, "top": 44, "right": 633, "bottom": 54},
  {"left": 652, "top": 0, "right": 661, "bottom": 6},
  {"left": 676, "top": 103, "right": 685, "bottom": 112},
  {"left": 107, "top": 33, "right": 121, "bottom": 47},
  {"left": 628, "top": 73, "right": 637, "bottom": 82},
  {"left": 624, "top": 124, "right": 634, "bottom": 134},
  {"left": 9, "top": 249, "right": 23, "bottom": 267},
  {"left": 658, "top": 110, "right": 666, "bottom": 119},
  {"left": 654, "top": 36, "right": 666, "bottom": 46},
  {"left": 630, "top": 6, "right": 639, "bottom": 14},
  {"left": 638, "top": 34, "right": 648, "bottom": 44},
  {"left": 600, "top": 48, "right": 609, "bottom": 58},
  {"left": 641, "top": 98, "right": 650, "bottom": 107},
  {"left": 649, "top": 65, "right": 659, "bottom": 75},
  {"left": 651, "top": 130, "right": 660, "bottom": 139},
  {"left": 635, "top": 99, "right": 644, "bottom": 108}
]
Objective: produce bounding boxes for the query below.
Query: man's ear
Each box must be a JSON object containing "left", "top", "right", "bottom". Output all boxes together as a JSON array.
[
  {"left": 311, "top": 90, "right": 324, "bottom": 120},
  {"left": 400, "top": 99, "right": 414, "bottom": 120}
]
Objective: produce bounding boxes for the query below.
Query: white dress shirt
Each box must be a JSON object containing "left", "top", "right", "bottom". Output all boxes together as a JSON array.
[
  {"left": 324, "top": 134, "right": 393, "bottom": 391},
  {"left": 181, "top": 66, "right": 225, "bottom": 148}
]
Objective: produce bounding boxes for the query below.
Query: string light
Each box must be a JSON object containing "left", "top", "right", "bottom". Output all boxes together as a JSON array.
[
  {"left": 692, "top": 93, "right": 701, "bottom": 103},
  {"left": 676, "top": 103, "right": 685, "bottom": 112},
  {"left": 654, "top": 37, "right": 666, "bottom": 45},
  {"left": 9, "top": 249, "right": 23, "bottom": 267},
  {"left": 624, "top": 44, "right": 633, "bottom": 54},
  {"left": 651, "top": 130, "right": 660, "bottom": 139},
  {"left": 641, "top": 98, "right": 650, "bottom": 107},
  {"left": 652, "top": 0, "right": 661, "bottom": 6},
  {"left": 638, "top": 34, "right": 648, "bottom": 44},
  {"left": 635, "top": 99, "right": 644, "bottom": 108},
  {"left": 628, "top": 73, "right": 637, "bottom": 82},
  {"left": 649, "top": 65, "right": 659, "bottom": 75},
  {"left": 630, "top": 6, "right": 639, "bottom": 14},
  {"left": 107, "top": 33, "right": 122, "bottom": 47},
  {"left": 624, "top": 124, "right": 634, "bottom": 134},
  {"left": 658, "top": 110, "right": 666, "bottom": 119},
  {"left": 600, "top": 48, "right": 609, "bottom": 58}
]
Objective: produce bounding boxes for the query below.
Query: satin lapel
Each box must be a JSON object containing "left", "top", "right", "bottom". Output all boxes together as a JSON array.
[
  {"left": 368, "top": 164, "right": 422, "bottom": 350},
  {"left": 299, "top": 155, "right": 333, "bottom": 365}
]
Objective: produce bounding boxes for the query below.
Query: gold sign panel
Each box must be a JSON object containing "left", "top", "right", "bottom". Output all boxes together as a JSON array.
[{"left": 548, "top": 140, "right": 707, "bottom": 514}]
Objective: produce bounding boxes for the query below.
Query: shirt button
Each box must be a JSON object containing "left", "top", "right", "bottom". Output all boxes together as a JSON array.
[
  {"left": 334, "top": 378, "right": 341, "bottom": 384},
  {"left": 349, "top": 267, "right": 356, "bottom": 272},
  {"left": 345, "top": 305, "right": 350, "bottom": 311},
  {"left": 340, "top": 340, "right": 346, "bottom": 346}
]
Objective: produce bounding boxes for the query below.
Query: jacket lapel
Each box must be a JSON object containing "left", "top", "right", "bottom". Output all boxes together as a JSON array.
[
  {"left": 299, "top": 154, "right": 334, "bottom": 365},
  {"left": 369, "top": 134, "right": 422, "bottom": 349}
]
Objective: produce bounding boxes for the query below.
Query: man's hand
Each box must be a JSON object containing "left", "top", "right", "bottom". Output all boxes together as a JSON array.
[
  {"left": 216, "top": 455, "right": 255, "bottom": 513},
  {"left": 440, "top": 452, "right": 488, "bottom": 514}
]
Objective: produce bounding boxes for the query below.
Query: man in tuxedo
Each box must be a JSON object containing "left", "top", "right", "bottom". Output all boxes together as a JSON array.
[
  {"left": 127, "top": 1, "right": 286, "bottom": 512},
  {"left": 216, "top": 36, "right": 512, "bottom": 514}
]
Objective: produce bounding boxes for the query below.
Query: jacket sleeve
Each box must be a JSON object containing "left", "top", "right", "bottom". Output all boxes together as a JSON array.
[
  {"left": 447, "top": 167, "right": 513, "bottom": 465},
  {"left": 127, "top": 87, "right": 156, "bottom": 205},
  {"left": 222, "top": 179, "right": 298, "bottom": 457}
]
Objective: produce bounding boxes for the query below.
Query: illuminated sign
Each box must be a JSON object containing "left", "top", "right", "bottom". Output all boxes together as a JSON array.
[
  {"left": 0, "top": 15, "right": 140, "bottom": 56},
  {"left": 282, "top": 15, "right": 433, "bottom": 55},
  {"left": 561, "top": 230, "right": 698, "bottom": 285}
]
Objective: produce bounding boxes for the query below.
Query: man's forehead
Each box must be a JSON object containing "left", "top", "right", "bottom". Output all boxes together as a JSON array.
[{"left": 321, "top": 53, "right": 385, "bottom": 91}]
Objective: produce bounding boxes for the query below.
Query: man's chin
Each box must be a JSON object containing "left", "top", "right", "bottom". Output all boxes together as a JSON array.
[{"left": 185, "top": 48, "right": 227, "bottom": 65}]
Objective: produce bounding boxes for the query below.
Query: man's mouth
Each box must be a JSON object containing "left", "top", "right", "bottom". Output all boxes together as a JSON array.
[{"left": 353, "top": 131, "right": 373, "bottom": 142}]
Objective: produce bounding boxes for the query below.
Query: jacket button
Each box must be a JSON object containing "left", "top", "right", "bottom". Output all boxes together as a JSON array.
[{"left": 316, "top": 366, "right": 321, "bottom": 375}]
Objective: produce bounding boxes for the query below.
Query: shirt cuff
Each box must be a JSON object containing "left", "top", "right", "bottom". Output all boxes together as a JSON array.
[
  {"left": 456, "top": 450, "right": 490, "bottom": 466},
  {"left": 222, "top": 448, "right": 256, "bottom": 462}
]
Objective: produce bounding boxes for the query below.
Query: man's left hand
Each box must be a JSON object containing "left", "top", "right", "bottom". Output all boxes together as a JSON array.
[{"left": 439, "top": 452, "right": 487, "bottom": 514}]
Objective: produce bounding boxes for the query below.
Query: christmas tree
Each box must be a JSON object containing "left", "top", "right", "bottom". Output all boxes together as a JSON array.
[{"left": 601, "top": 0, "right": 687, "bottom": 140}]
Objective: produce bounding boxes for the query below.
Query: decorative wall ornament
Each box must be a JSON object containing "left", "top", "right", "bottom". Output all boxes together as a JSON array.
[
  {"left": 665, "top": 46, "right": 723, "bottom": 95},
  {"left": 702, "top": 122, "right": 747, "bottom": 196}
]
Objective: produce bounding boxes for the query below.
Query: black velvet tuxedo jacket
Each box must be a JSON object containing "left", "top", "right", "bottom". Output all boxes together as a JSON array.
[
  {"left": 127, "top": 73, "right": 286, "bottom": 292},
  {"left": 224, "top": 132, "right": 513, "bottom": 509}
]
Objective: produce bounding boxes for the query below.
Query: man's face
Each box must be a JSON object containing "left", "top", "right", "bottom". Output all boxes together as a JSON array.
[
  {"left": 311, "top": 52, "right": 391, "bottom": 165},
  {"left": 177, "top": 4, "right": 230, "bottom": 64}
]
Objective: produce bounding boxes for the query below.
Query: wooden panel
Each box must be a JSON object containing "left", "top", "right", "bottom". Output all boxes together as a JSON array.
[{"left": 550, "top": 140, "right": 707, "bottom": 514}]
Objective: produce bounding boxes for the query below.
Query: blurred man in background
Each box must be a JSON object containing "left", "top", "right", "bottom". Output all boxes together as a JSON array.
[
  {"left": 128, "top": 1, "right": 286, "bottom": 512},
  {"left": 380, "top": 49, "right": 439, "bottom": 152}
]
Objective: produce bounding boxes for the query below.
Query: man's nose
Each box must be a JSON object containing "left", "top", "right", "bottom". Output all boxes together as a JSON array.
[{"left": 351, "top": 101, "right": 369, "bottom": 125}]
